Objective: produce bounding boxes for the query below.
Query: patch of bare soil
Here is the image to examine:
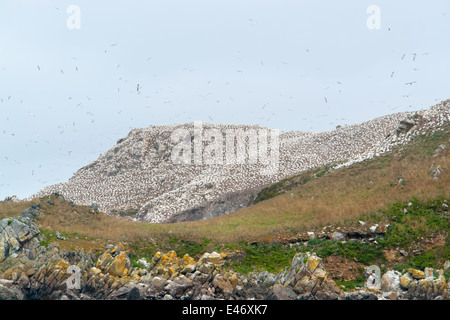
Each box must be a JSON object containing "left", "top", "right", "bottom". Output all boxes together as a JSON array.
[{"left": 322, "top": 255, "right": 367, "bottom": 281}]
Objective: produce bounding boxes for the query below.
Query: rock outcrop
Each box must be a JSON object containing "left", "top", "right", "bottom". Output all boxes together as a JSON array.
[
  {"left": 0, "top": 217, "right": 40, "bottom": 263},
  {"left": 29, "top": 100, "right": 450, "bottom": 223},
  {"left": 0, "top": 217, "right": 448, "bottom": 300}
]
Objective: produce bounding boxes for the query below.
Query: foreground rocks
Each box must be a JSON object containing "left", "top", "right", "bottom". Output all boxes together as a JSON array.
[{"left": 0, "top": 217, "right": 448, "bottom": 300}]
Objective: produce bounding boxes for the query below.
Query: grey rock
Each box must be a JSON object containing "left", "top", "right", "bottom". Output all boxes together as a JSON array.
[
  {"left": 444, "top": 260, "right": 450, "bottom": 270},
  {"left": 331, "top": 231, "right": 345, "bottom": 241},
  {"left": 164, "top": 276, "right": 193, "bottom": 298},
  {"left": 433, "top": 144, "right": 446, "bottom": 157},
  {"left": 91, "top": 202, "right": 99, "bottom": 213},
  {"left": 21, "top": 208, "right": 42, "bottom": 219},
  {"left": 381, "top": 270, "right": 401, "bottom": 292},
  {"left": 0, "top": 283, "right": 24, "bottom": 300},
  {"left": 30, "top": 199, "right": 40, "bottom": 209},
  {"left": 266, "top": 284, "right": 298, "bottom": 300},
  {"left": 0, "top": 217, "right": 40, "bottom": 262},
  {"left": 396, "top": 119, "right": 416, "bottom": 135},
  {"left": 127, "top": 286, "right": 141, "bottom": 300},
  {"left": 345, "top": 291, "right": 379, "bottom": 300},
  {"left": 55, "top": 231, "right": 67, "bottom": 240},
  {"left": 3, "top": 196, "right": 20, "bottom": 202}
]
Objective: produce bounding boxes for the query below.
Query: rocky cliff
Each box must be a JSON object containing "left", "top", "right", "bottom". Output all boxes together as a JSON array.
[{"left": 30, "top": 100, "right": 450, "bottom": 223}]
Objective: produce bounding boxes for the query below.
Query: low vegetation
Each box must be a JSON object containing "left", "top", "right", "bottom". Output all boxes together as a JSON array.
[{"left": 0, "top": 125, "right": 448, "bottom": 281}]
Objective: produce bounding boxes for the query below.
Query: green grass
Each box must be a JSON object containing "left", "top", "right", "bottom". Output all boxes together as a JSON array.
[
  {"left": 394, "top": 240, "right": 450, "bottom": 274},
  {"left": 226, "top": 242, "right": 298, "bottom": 274},
  {"left": 335, "top": 275, "right": 366, "bottom": 291},
  {"left": 129, "top": 236, "right": 215, "bottom": 263},
  {"left": 168, "top": 236, "right": 214, "bottom": 257},
  {"left": 129, "top": 238, "right": 158, "bottom": 265},
  {"left": 404, "top": 129, "right": 448, "bottom": 158},
  {"left": 220, "top": 194, "right": 447, "bottom": 274},
  {"left": 381, "top": 197, "right": 449, "bottom": 249},
  {"left": 39, "top": 229, "right": 52, "bottom": 247},
  {"left": 299, "top": 238, "right": 386, "bottom": 266},
  {"left": 252, "top": 166, "right": 330, "bottom": 204}
]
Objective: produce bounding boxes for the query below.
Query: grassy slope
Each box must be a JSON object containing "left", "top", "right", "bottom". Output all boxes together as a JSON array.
[{"left": 1, "top": 125, "right": 449, "bottom": 276}]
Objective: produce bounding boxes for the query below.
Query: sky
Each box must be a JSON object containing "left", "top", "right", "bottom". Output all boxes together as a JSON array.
[{"left": 0, "top": 0, "right": 449, "bottom": 200}]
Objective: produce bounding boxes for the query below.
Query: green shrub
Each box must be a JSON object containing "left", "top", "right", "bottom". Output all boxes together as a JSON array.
[
  {"left": 228, "top": 242, "right": 297, "bottom": 274},
  {"left": 302, "top": 239, "right": 385, "bottom": 266}
]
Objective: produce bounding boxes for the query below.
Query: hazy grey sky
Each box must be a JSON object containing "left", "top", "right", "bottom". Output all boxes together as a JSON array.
[{"left": 0, "top": 0, "right": 449, "bottom": 199}]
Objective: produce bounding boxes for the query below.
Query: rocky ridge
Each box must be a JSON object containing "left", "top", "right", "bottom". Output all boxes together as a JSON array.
[
  {"left": 0, "top": 215, "right": 448, "bottom": 300},
  {"left": 30, "top": 100, "right": 450, "bottom": 223}
]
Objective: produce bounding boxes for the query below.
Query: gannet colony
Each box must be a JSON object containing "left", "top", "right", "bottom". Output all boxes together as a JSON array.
[{"left": 30, "top": 100, "right": 449, "bottom": 223}]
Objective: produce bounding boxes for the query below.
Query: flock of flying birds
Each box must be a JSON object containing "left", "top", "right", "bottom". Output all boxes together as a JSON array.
[
  {"left": 2, "top": 43, "right": 429, "bottom": 126},
  {"left": 0, "top": 47, "right": 433, "bottom": 154},
  {"left": 0, "top": 13, "right": 444, "bottom": 197}
]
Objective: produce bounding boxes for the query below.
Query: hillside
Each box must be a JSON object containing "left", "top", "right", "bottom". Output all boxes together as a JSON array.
[
  {"left": 1, "top": 111, "right": 449, "bottom": 300},
  {"left": 29, "top": 99, "right": 450, "bottom": 223},
  {"left": 1, "top": 112, "right": 447, "bottom": 253}
]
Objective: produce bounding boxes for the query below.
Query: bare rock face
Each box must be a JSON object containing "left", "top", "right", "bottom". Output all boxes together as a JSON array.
[
  {"left": 0, "top": 226, "right": 448, "bottom": 301},
  {"left": 0, "top": 217, "right": 40, "bottom": 262},
  {"left": 30, "top": 100, "right": 450, "bottom": 223}
]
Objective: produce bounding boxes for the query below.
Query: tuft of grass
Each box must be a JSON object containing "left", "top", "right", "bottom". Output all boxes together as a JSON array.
[
  {"left": 167, "top": 236, "right": 213, "bottom": 258},
  {"left": 129, "top": 239, "right": 157, "bottom": 264},
  {"left": 227, "top": 242, "right": 298, "bottom": 274},
  {"left": 335, "top": 275, "right": 366, "bottom": 291},
  {"left": 300, "top": 238, "right": 386, "bottom": 266}
]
